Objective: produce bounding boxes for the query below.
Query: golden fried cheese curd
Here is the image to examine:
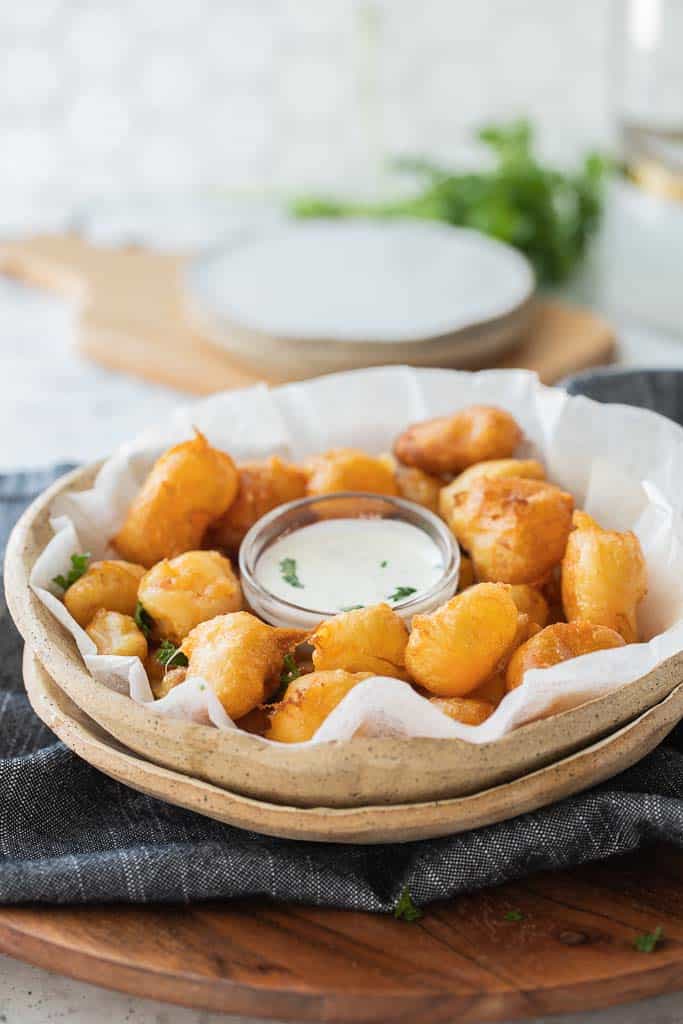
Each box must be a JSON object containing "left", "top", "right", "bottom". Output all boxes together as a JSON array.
[
  {"left": 310, "top": 602, "right": 409, "bottom": 680},
  {"left": 394, "top": 405, "right": 522, "bottom": 476},
  {"left": 405, "top": 583, "right": 519, "bottom": 697},
  {"left": 506, "top": 620, "right": 626, "bottom": 690},
  {"left": 444, "top": 476, "right": 574, "bottom": 585},
  {"left": 562, "top": 511, "right": 647, "bottom": 643},
  {"left": 429, "top": 696, "right": 494, "bottom": 726},
  {"left": 439, "top": 457, "right": 545, "bottom": 516},
  {"left": 114, "top": 431, "right": 239, "bottom": 567},
  {"left": 64, "top": 559, "right": 146, "bottom": 627},
  {"left": 305, "top": 448, "right": 399, "bottom": 497},
  {"left": 266, "top": 670, "right": 373, "bottom": 743},
  {"left": 206, "top": 456, "right": 308, "bottom": 552},
  {"left": 180, "top": 611, "right": 307, "bottom": 720},
  {"left": 508, "top": 584, "right": 549, "bottom": 628},
  {"left": 85, "top": 609, "right": 148, "bottom": 660},
  {"left": 137, "top": 550, "right": 242, "bottom": 644}
]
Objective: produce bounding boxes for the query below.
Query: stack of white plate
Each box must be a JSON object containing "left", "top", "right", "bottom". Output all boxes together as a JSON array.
[{"left": 186, "top": 219, "right": 535, "bottom": 378}]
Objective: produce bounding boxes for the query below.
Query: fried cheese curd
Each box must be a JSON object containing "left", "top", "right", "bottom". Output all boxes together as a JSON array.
[
  {"left": 506, "top": 620, "right": 626, "bottom": 691},
  {"left": 64, "top": 559, "right": 146, "bottom": 627},
  {"left": 405, "top": 583, "right": 519, "bottom": 697},
  {"left": 85, "top": 609, "right": 148, "bottom": 659},
  {"left": 394, "top": 405, "right": 522, "bottom": 476},
  {"left": 508, "top": 584, "right": 549, "bottom": 628},
  {"left": 137, "top": 550, "right": 242, "bottom": 644},
  {"left": 457, "top": 553, "right": 475, "bottom": 591},
  {"left": 561, "top": 511, "right": 648, "bottom": 643},
  {"left": 266, "top": 670, "right": 373, "bottom": 743},
  {"left": 180, "top": 611, "right": 307, "bottom": 720},
  {"left": 305, "top": 447, "right": 399, "bottom": 497},
  {"left": 310, "top": 602, "right": 409, "bottom": 679},
  {"left": 114, "top": 432, "right": 239, "bottom": 567},
  {"left": 379, "top": 453, "right": 442, "bottom": 512},
  {"left": 206, "top": 456, "right": 308, "bottom": 552},
  {"left": 439, "top": 457, "right": 545, "bottom": 516},
  {"left": 444, "top": 476, "right": 574, "bottom": 585},
  {"left": 429, "top": 697, "right": 494, "bottom": 726},
  {"left": 150, "top": 666, "right": 187, "bottom": 701}
]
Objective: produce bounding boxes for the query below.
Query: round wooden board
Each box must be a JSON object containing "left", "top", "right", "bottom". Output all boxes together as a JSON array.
[
  {"left": 7, "top": 651, "right": 683, "bottom": 1020},
  {"left": 21, "top": 648, "right": 683, "bottom": 844},
  {"left": 2, "top": 844, "right": 683, "bottom": 1022}
]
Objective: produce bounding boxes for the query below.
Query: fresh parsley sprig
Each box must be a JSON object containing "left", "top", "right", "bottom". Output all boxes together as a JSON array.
[
  {"left": 280, "top": 557, "right": 304, "bottom": 589},
  {"left": 155, "top": 640, "right": 189, "bottom": 671},
  {"left": 52, "top": 552, "right": 91, "bottom": 591},
  {"left": 292, "top": 119, "right": 608, "bottom": 286},
  {"left": 134, "top": 601, "right": 154, "bottom": 640},
  {"left": 280, "top": 653, "right": 301, "bottom": 687},
  {"left": 394, "top": 886, "right": 422, "bottom": 922}
]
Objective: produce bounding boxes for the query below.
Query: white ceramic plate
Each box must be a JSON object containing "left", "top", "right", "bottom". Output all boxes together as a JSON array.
[{"left": 187, "top": 219, "right": 534, "bottom": 353}]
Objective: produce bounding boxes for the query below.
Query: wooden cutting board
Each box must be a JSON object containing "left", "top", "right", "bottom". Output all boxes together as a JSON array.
[
  {"left": 1, "top": 848, "right": 682, "bottom": 1021},
  {"left": 0, "top": 234, "right": 615, "bottom": 394},
  {"left": 1, "top": 650, "right": 680, "bottom": 1022}
]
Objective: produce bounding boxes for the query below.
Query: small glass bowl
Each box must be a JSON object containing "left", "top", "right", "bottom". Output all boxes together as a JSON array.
[{"left": 239, "top": 491, "right": 460, "bottom": 629}]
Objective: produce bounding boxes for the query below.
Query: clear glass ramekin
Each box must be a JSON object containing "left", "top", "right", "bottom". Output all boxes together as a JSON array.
[{"left": 239, "top": 491, "right": 460, "bottom": 629}]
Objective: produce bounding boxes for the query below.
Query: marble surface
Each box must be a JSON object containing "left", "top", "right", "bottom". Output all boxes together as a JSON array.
[{"left": 2, "top": 273, "right": 683, "bottom": 1023}]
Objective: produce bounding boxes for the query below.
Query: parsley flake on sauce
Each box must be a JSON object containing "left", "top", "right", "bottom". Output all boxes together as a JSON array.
[
  {"left": 280, "top": 557, "right": 304, "bottom": 589},
  {"left": 387, "top": 585, "right": 417, "bottom": 603}
]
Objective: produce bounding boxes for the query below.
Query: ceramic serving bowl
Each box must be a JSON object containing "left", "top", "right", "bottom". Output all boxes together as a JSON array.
[
  {"left": 23, "top": 648, "right": 683, "bottom": 844},
  {"left": 6, "top": 443, "right": 683, "bottom": 809}
]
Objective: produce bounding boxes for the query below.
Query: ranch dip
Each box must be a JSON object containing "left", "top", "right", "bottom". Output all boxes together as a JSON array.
[{"left": 255, "top": 517, "right": 444, "bottom": 614}]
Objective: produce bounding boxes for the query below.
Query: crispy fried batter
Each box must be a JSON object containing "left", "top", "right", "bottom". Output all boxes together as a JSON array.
[
  {"left": 394, "top": 405, "right": 522, "bottom": 476},
  {"left": 562, "top": 511, "right": 647, "bottom": 643}
]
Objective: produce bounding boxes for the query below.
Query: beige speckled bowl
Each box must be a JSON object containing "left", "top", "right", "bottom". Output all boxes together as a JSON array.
[
  {"left": 7, "top": 463, "right": 683, "bottom": 811},
  {"left": 23, "top": 648, "right": 683, "bottom": 843}
]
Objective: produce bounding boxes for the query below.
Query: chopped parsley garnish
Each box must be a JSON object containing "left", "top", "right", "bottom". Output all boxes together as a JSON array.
[
  {"left": 155, "top": 640, "right": 189, "bottom": 671},
  {"left": 52, "top": 552, "right": 91, "bottom": 591},
  {"left": 280, "top": 653, "right": 301, "bottom": 687},
  {"left": 340, "top": 604, "right": 364, "bottom": 612},
  {"left": 634, "top": 926, "right": 663, "bottom": 953},
  {"left": 394, "top": 886, "right": 422, "bottom": 922},
  {"left": 504, "top": 909, "right": 525, "bottom": 922},
  {"left": 280, "top": 557, "right": 304, "bottom": 589},
  {"left": 387, "top": 585, "right": 417, "bottom": 603},
  {"left": 134, "top": 600, "right": 154, "bottom": 639},
  {"left": 380, "top": 560, "right": 388, "bottom": 568}
]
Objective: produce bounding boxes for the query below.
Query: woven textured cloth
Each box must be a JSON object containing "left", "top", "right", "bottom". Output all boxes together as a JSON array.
[{"left": 2, "top": 465, "right": 683, "bottom": 910}]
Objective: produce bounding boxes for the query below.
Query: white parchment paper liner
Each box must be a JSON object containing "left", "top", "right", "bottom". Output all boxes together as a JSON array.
[{"left": 30, "top": 367, "right": 683, "bottom": 745}]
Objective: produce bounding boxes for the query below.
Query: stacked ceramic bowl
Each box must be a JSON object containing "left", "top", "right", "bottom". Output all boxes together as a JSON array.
[{"left": 7, "top": 367, "right": 683, "bottom": 844}]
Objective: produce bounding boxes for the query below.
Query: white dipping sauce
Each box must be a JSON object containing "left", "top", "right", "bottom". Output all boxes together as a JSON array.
[{"left": 255, "top": 517, "right": 444, "bottom": 614}]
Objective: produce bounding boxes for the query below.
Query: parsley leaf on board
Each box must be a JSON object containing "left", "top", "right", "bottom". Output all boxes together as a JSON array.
[
  {"left": 504, "top": 909, "right": 525, "bottom": 922},
  {"left": 634, "top": 926, "right": 663, "bottom": 953},
  {"left": 155, "top": 640, "right": 189, "bottom": 671},
  {"left": 387, "top": 586, "right": 417, "bottom": 603},
  {"left": 292, "top": 119, "right": 609, "bottom": 286},
  {"left": 52, "top": 552, "right": 91, "bottom": 591},
  {"left": 394, "top": 886, "right": 423, "bottom": 922},
  {"left": 134, "top": 601, "right": 154, "bottom": 640},
  {"left": 280, "top": 557, "right": 304, "bottom": 589}
]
